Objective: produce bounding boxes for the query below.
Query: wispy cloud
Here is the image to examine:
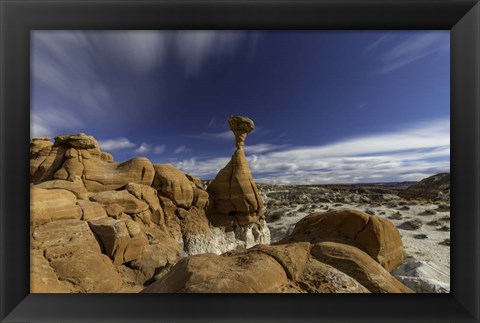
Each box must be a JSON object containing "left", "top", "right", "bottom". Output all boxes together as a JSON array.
[
  {"left": 153, "top": 144, "right": 166, "bottom": 155},
  {"left": 32, "top": 31, "right": 114, "bottom": 115},
  {"left": 173, "top": 118, "right": 450, "bottom": 184},
  {"left": 31, "top": 109, "right": 83, "bottom": 137},
  {"left": 363, "top": 33, "right": 389, "bottom": 53},
  {"left": 207, "top": 118, "right": 217, "bottom": 129},
  {"left": 31, "top": 31, "right": 257, "bottom": 133},
  {"left": 174, "top": 31, "right": 248, "bottom": 75},
  {"left": 91, "top": 31, "right": 168, "bottom": 75},
  {"left": 244, "top": 143, "right": 290, "bottom": 154},
  {"left": 184, "top": 130, "right": 234, "bottom": 141},
  {"left": 133, "top": 142, "right": 151, "bottom": 154},
  {"left": 98, "top": 137, "right": 136, "bottom": 151},
  {"left": 174, "top": 145, "right": 192, "bottom": 154},
  {"left": 368, "top": 32, "right": 449, "bottom": 75}
]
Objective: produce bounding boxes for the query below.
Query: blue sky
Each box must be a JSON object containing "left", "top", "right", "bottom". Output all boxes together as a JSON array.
[{"left": 31, "top": 30, "right": 450, "bottom": 184}]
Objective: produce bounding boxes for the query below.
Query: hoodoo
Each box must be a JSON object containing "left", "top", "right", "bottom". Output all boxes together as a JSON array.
[{"left": 206, "top": 116, "right": 270, "bottom": 245}]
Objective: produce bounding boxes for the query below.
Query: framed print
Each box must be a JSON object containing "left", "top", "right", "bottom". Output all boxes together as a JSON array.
[{"left": 1, "top": 0, "right": 479, "bottom": 322}]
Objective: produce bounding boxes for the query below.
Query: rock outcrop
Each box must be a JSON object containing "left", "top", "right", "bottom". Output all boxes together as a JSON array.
[
  {"left": 30, "top": 131, "right": 271, "bottom": 293},
  {"left": 282, "top": 209, "right": 404, "bottom": 272},
  {"left": 206, "top": 116, "right": 269, "bottom": 247}
]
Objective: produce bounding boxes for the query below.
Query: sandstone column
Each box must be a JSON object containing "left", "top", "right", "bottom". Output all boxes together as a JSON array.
[{"left": 206, "top": 116, "right": 265, "bottom": 229}]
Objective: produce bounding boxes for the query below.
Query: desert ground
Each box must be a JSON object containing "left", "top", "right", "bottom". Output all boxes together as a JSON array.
[{"left": 260, "top": 177, "right": 450, "bottom": 293}]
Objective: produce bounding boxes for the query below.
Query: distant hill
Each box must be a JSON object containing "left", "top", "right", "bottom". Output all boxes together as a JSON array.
[{"left": 398, "top": 173, "right": 450, "bottom": 200}]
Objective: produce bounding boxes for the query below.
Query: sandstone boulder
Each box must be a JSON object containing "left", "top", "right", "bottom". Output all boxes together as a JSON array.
[
  {"left": 77, "top": 200, "right": 108, "bottom": 221},
  {"left": 30, "top": 187, "right": 82, "bottom": 226},
  {"left": 30, "top": 137, "right": 53, "bottom": 158},
  {"left": 52, "top": 148, "right": 85, "bottom": 181},
  {"left": 153, "top": 164, "right": 194, "bottom": 208},
  {"left": 186, "top": 173, "right": 205, "bottom": 189},
  {"left": 192, "top": 188, "right": 209, "bottom": 210},
  {"left": 54, "top": 133, "right": 100, "bottom": 151},
  {"left": 283, "top": 209, "right": 404, "bottom": 271},
  {"left": 126, "top": 183, "right": 164, "bottom": 224},
  {"left": 141, "top": 242, "right": 369, "bottom": 293},
  {"left": 310, "top": 241, "right": 413, "bottom": 293},
  {"left": 30, "top": 147, "right": 67, "bottom": 183},
  {"left": 141, "top": 250, "right": 289, "bottom": 293},
  {"left": 129, "top": 243, "right": 180, "bottom": 285},
  {"left": 88, "top": 217, "right": 148, "bottom": 266}
]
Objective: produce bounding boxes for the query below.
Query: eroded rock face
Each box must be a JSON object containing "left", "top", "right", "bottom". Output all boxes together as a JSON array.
[
  {"left": 35, "top": 179, "right": 89, "bottom": 200},
  {"left": 153, "top": 164, "right": 194, "bottom": 208},
  {"left": 90, "top": 190, "right": 149, "bottom": 215},
  {"left": 207, "top": 116, "right": 266, "bottom": 232},
  {"left": 31, "top": 219, "right": 123, "bottom": 292},
  {"left": 30, "top": 187, "right": 82, "bottom": 226},
  {"left": 283, "top": 209, "right": 404, "bottom": 272},
  {"left": 88, "top": 217, "right": 149, "bottom": 266},
  {"left": 82, "top": 157, "right": 155, "bottom": 192},
  {"left": 30, "top": 132, "right": 274, "bottom": 292}
]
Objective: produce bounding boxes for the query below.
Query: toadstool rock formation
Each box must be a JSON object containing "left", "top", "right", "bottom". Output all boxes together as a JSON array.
[{"left": 206, "top": 116, "right": 270, "bottom": 247}]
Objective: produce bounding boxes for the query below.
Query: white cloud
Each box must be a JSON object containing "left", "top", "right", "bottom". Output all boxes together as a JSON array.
[
  {"left": 175, "top": 157, "right": 230, "bottom": 177},
  {"left": 244, "top": 143, "right": 290, "bottom": 154},
  {"left": 372, "top": 32, "right": 449, "bottom": 75},
  {"left": 133, "top": 142, "right": 151, "bottom": 154},
  {"left": 173, "top": 118, "right": 450, "bottom": 184},
  {"left": 153, "top": 144, "right": 166, "bottom": 155},
  {"left": 98, "top": 137, "right": 136, "bottom": 151},
  {"left": 174, "top": 145, "right": 192, "bottom": 154}
]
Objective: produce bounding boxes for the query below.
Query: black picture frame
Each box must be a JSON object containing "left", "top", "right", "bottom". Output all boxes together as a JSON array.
[{"left": 1, "top": 0, "right": 479, "bottom": 322}]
